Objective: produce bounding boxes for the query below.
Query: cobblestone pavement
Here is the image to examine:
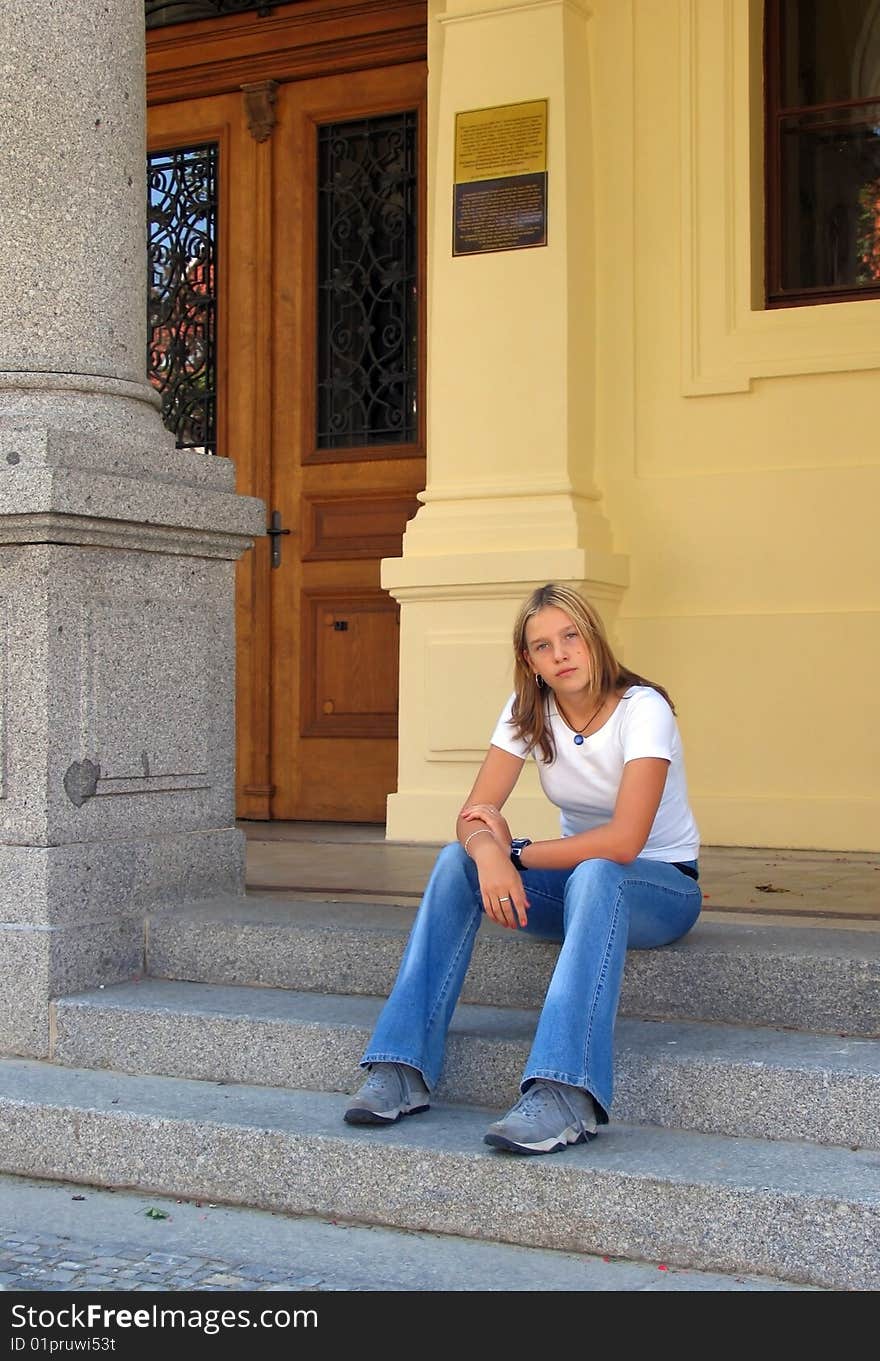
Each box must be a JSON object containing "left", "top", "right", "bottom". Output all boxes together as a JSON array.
[{"left": 0, "top": 1231, "right": 335, "bottom": 1292}]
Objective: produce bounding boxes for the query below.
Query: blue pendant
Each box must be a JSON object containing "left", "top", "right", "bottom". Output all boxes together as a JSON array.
[{"left": 573, "top": 733, "right": 584, "bottom": 745}]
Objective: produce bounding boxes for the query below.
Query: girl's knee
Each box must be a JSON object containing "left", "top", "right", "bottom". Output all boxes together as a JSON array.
[
  {"left": 432, "top": 840, "right": 479, "bottom": 885},
  {"left": 564, "top": 858, "right": 629, "bottom": 923},
  {"left": 568, "top": 857, "right": 627, "bottom": 894},
  {"left": 436, "top": 840, "right": 468, "bottom": 870},
  {"left": 419, "top": 841, "right": 482, "bottom": 921}
]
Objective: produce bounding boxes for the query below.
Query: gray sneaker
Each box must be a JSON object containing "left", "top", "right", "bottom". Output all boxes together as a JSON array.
[
  {"left": 484, "top": 1080, "right": 598, "bottom": 1154},
  {"left": 344, "top": 1062, "right": 430, "bottom": 1126}
]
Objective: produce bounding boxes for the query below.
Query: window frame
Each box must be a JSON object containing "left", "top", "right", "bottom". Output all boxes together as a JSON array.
[{"left": 764, "top": 0, "right": 880, "bottom": 308}]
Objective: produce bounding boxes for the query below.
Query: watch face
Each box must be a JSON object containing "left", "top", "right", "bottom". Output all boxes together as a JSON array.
[{"left": 511, "top": 838, "right": 529, "bottom": 867}]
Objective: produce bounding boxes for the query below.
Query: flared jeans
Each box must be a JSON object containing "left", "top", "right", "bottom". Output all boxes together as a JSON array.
[{"left": 361, "top": 842, "right": 702, "bottom": 1120}]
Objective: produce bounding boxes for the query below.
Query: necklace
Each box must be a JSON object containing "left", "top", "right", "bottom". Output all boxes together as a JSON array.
[{"left": 557, "top": 697, "right": 605, "bottom": 745}]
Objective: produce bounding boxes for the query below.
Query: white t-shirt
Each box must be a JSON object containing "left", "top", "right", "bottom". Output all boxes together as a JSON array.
[{"left": 490, "top": 685, "right": 700, "bottom": 862}]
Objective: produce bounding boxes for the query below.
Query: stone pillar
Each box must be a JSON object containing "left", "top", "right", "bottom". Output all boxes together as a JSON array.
[
  {"left": 0, "top": 0, "right": 265, "bottom": 1056},
  {"left": 383, "top": 0, "right": 628, "bottom": 841}
]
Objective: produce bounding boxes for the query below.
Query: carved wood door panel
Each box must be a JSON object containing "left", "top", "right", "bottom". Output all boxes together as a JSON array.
[
  {"left": 148, "top": 47, "right": 425, "bottom": 823},
  {"left": 270, "top": 65, "right": 425, "bottom": 821}
]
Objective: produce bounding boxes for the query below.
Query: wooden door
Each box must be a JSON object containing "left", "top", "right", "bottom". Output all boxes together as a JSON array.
[
  {"left": 270, "top": 67, "right": 425, "bottom": 821},
  {"left": 147, "top": 20, "right": 426, "bottom": 824}
]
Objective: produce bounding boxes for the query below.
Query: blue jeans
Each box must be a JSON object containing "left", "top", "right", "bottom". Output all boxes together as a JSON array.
[{"left": 361, "top": 842, "right": 702, "bottom": 1120}]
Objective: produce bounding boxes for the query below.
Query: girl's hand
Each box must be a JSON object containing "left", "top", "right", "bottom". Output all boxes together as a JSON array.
[
  {"left": 467, "top": 834, "right": 529, "bottom": 929},
  {"left": 461, "top": 803, "right": 513, "bottom": 847}
]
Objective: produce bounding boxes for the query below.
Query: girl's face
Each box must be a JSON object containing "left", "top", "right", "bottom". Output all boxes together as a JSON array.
[{"left": 523, "top": 606, "right": 592, "bottom": 696}]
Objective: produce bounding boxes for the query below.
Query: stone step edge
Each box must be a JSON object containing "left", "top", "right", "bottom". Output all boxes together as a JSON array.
[
  {"left": 0, "top": 1171, "right": 824, "bottom": 1293},
  {"left": 51, "top": 981, "right": 880, "bottom": 1151},
  {"left": 145, "top": 901, "right": 880, "bottom": 1039},
  {"left": 0, "top": 1059, "right": 875, "bottom": 1291},
  {"left": 150, "top": 894, "right": 880, "bottom": 954}
]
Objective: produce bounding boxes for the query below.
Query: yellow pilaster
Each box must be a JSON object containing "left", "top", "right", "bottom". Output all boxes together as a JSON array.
[{"left": 383, "top": 0, "right": 627, "bottom": 841}]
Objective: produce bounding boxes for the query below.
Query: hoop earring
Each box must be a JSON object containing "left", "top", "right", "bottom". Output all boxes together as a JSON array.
[{"left": 535, "top": 674, "right": 545, "bottom": 689}]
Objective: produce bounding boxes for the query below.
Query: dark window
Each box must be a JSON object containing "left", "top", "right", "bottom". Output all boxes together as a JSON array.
[
  {"left": 316, "top": 112, "right": 419, "bottom": 451},
  {"left": 765, "top": 0, "right": 880, "bottom": 306},
  {"left": 147, "top": 144, "right": 219, "bottom": 455}
]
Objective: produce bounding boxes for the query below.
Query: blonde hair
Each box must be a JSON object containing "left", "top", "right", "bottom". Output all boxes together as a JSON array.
[{"left": 510, "top": 583, "right": 674, "bottom": 763}]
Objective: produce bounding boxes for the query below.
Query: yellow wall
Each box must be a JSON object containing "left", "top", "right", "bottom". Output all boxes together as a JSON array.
[{"left": 384, "top": 0, "right": 880, "bottom": 852}]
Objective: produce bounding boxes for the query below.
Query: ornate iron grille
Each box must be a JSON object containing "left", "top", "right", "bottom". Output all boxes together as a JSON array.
[
  {"left": 145, "top": 2, "right": 281, "bottom": 28},
  {"left": 148, "top": 144, "right": 218, "bottom": 456},
  {"left": 317, "top": 112, "right": 419, "bottom": 449}
]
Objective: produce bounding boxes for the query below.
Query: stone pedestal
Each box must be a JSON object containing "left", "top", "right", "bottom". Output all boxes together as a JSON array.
[
  {"left": 0, "top": 1, "right": 265, "bottom": 1056},
  {"left": 0, "top": 436, "right": 263, "bottom": 1057}
]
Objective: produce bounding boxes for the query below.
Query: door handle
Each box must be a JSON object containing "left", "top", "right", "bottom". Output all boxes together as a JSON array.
[{"left": 267, "top": 510, "right": 291, "bottom": 568}]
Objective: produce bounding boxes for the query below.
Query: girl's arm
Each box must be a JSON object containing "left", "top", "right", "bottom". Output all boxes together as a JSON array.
[
  {"left": 455, "top": 745, "right": 524, "bottom": 846},
  {"left": 455, "top": 746, "right": 529, "bottom": 929},
  {"left": 516, "top": 757, "right": 670, "bottom": 870}
]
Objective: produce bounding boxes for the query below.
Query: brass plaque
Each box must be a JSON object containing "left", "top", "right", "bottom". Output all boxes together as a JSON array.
[
  {"left": 454, "top": 100, "right": 547, "bottom": 184},
  {"left": 453, "top": 99, "right": 548, "bottom": 256}
]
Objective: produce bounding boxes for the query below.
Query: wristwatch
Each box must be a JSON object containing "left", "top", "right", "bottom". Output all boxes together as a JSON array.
[{"left": 509, "top": 837, "right": 533, "bottom": 871}]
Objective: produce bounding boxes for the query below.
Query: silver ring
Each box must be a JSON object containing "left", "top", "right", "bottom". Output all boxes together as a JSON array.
[{"left": 499, "top": 895, "right": 510, "bottom": 902}]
